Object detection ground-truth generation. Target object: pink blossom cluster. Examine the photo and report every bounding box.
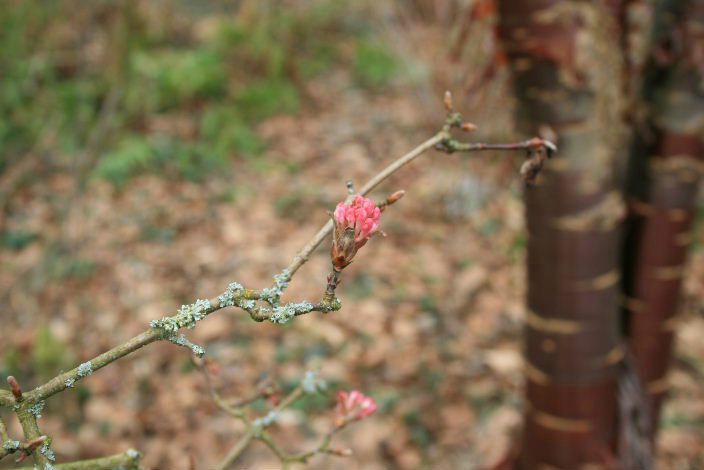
[331,196,381,271]
[335,390,377,427]
[333,196,381,243]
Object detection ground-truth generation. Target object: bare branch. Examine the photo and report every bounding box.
[15,449,141,470]
[23,329,162,403]
[214,385,306,469]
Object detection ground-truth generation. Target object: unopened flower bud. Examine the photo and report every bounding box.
[443,91,454,112]
[386,190,405,206]
[335,390,377,428]
[331,196,381,271]
[461,122,477,132]
[328,447,354,457]
[7,376,22,401]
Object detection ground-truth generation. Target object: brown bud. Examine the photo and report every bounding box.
[386,190,405,205]
[24,436,47,453]
[7,376,22,401]
[461,122,477,132]
[443,91,453,112]
[328,447,354,457]
[520,149,549,185]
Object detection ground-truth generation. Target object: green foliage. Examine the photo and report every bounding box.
[235,80,300,123]
[354,40,399,89]
[0,230,38,250]
[95,136,154,186]
[95,130,250,185]
[403,409,433,447]
[200,106,266,158]
[130,48,227,110]
[53,258,97,281]
[1,1,390,187]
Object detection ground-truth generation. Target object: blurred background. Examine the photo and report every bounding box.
[0,1,702,469]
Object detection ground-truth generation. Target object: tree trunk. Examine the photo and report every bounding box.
[497,1,629,467]
[622,0,704,441]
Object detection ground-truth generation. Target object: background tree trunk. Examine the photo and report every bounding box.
[497,1,629,467]
[622,0,704,442]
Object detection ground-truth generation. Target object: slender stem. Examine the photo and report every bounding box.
[442,138,555,153]
[259,429,336,465]
[275,386,304,412]
[0,435,47,463]
[24,329,162,403]
[16,405,48,466]
[214,432,255,470]
[214,385,305,470]
[358,133,445,195]
[194,359,249,423]
[285,132,445,277]
[15,450,141,469]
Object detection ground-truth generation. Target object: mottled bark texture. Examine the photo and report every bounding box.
[622,0,704,441]
[497,0,629,468]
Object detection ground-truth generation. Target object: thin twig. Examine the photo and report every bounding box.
[260,428,337,465]
[15,405,49,466]
[285,133,444,277]
[14,449,141,470]
[214,385,305,469]
[23,329,162,403]
[214,432,255,470]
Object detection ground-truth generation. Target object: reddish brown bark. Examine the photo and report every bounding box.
[623,0,704,440]
[497,0,629,467]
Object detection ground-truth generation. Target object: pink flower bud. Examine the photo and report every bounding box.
[335,390,377,427]
[331,196,381,271]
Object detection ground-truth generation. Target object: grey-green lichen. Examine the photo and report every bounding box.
[28,400,45,418]
[126,448,141,460]
[319,295,342,312]
[43,464,56,470]
[252,410,279,429]
[240,299,257,310]
[302,370,327,394]
[64,377,75,388]
[166,334,205,357]
[77,362,93,378]
[151,299,212,332]
[260,269,291,305]
[218,282,244,308]
[2,440,20,451]
[40,443,56,462]
[269,301,314,324]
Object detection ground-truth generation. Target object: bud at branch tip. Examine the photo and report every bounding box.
[443,91,453,112]
[7,376,22,401]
